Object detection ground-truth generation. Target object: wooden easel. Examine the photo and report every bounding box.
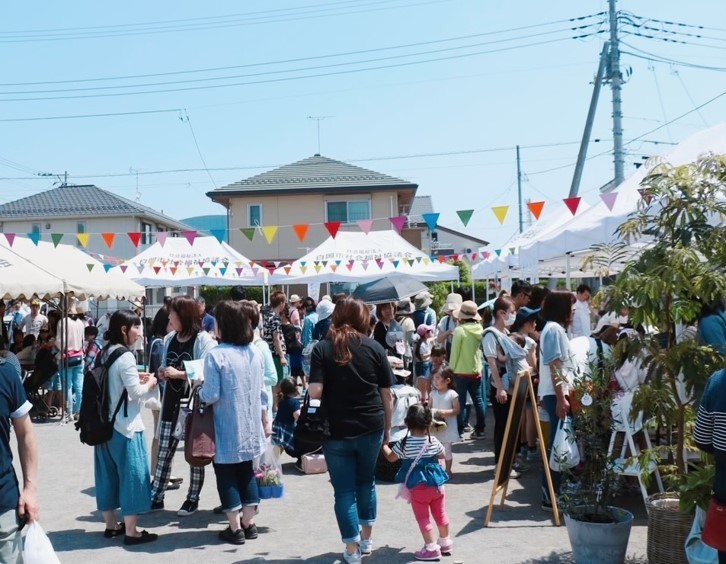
[485,370,561,527]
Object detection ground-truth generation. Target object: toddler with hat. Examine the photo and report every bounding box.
[414,324,436,403]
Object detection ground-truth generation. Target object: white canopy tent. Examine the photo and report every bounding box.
[519,123,726,269]
[116,236,267,287]
[0,236,144,300]
[0,243,65,299]
[269,230,459,284]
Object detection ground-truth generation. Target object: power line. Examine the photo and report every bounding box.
[0,107,184,123]
[183,111,218,190]
[620,42,726,72]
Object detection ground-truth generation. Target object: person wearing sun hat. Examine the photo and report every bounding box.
[437,293,462,361]
[412,291,437,332]
[396,299,416,372]
[20,298,48,339]
[312,297,335,342]
[287,294,302,327]
[449,301,486,438]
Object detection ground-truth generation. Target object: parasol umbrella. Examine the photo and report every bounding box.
[351,275,428,305]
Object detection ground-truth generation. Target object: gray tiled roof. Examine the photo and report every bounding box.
[208,155,417,198]
[407,195,434,223]
[0,184,191,228]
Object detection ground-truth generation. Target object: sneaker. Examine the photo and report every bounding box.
[510,468,522,479]
[343,548,362,563]
[463,424,473,433]
[242,523,258,540]
[165,481,180,491]
[437,538,453,556]
[541,500,553,512]
[177,500,198,516]
[513,461,529,472]
[360,538,373,554]
[526,449,542,462]
[169,476,184,484]
[472,430,486,440]
[414,545,442,561]
[150,500,164,512]
[218,527,245,545]
[123,530,159,546]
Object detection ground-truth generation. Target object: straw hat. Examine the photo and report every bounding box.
[458,300,482,321]
[442,292,462,313]
[289,294,302,304]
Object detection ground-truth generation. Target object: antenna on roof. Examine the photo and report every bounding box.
[306,115,334,155]
[129,167,141,201]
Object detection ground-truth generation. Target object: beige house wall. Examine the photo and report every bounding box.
[227,190,403,262]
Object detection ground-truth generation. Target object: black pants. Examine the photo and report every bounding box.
[719,551,726,564]
[490,385,511,464]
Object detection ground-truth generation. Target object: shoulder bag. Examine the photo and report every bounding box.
[184,385,215,467]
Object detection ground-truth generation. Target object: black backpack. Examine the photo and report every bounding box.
[75,346,130,446]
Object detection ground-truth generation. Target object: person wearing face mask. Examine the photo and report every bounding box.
[481,296,520,474]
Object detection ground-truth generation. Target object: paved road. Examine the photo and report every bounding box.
[12,410,649,563]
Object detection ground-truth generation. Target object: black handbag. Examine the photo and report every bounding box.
[293,393,330,456]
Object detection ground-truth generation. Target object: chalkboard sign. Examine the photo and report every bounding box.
[485,370,560,527]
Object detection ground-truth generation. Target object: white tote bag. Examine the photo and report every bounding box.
[24,522,61,564]
[549,417,580,472]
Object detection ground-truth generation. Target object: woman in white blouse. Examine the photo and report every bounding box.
[94,310,160,546]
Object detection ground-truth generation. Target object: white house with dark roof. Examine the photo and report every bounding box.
[0,184,194,260]
[207,154,419,262]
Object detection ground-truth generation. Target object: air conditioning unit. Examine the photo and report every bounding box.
[45,223,51,229]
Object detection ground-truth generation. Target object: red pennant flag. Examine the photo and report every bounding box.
[325,221,342,238]
[170,266,178,275]
[563,197,581,216]
[153,266,162,274]
[293,224,309,242]
[437,256,447,263]
[346,260,355,271]
[3,233,15,247]
[389,216,407,234]
[527,201,545,220]
[375,258,385,269]
[183,230,197,245]
[101,232,116,248]
[330,264,339,272]
[284,266,292,275]
[127,232,142,248]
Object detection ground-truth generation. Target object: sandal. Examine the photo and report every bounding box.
[104,523,125,538]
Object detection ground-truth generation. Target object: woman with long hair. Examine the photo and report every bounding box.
[150,295,216,516]
[308,297,395,564]
[538,290,576,511]
[200,301,265,545]
[94,310,159,546]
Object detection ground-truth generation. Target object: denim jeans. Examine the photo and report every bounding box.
[322,430,383,543]
[214,460,259,512]
[541,394,561,504]
[61,359,84,416]
[455,375,486,434]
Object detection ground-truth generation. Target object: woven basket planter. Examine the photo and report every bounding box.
[647,493,692,564]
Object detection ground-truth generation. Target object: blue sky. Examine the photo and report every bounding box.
[1,0,724,249]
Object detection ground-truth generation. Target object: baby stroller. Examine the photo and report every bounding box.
[22,349,60,422]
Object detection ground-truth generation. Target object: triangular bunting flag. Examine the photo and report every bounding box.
[600,192,618,211]
[235,267,244,276]
[357,219,374,234]
[495,249,502,257]
[86,264,94,272]
[407,259,415,267]
[361,260,369,271]
[527,201,545,220]
[320,261,328,268]
[284,266,292,275]
[325,221,342,239]
[187,266,196,276]
[457,209,474,227]
[182,230,197,245]
[127,232,142,248]
[219,266,228,276]
[299,261,306,267]
[153,266,162,274]
[421,212,440,231]
[346,260,355,271]
[293,224,309,242]
[509,247,516,255]
[389,216,407,234]
[273,261,281,268]
[75,233,89,248]
[202,267,211,276]
[491,206,509,225]
[170,266,177,275]
[51,233,63,247]
[300,265,308,274]
[101,232,116,248]
[423,257,430,265]
[27,232,41,246]
[452,254,460,262]
[638,189,653,205]
[210,229,226,243]
[375,258,385,269]
[437,256,447,263]
[240,228,255,241]
[262,226,278,244]
[392,260,400,269]
[103,264,113,273]
[330,264,339,272]
[156,232,168,246]
[335,260,342,267]
[470,253,478,261]
[3,233,15,247]
[563,197,581,216]
[314,264,323,273]
[415,257,422,264]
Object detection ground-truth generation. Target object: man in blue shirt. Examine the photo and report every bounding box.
[196,297,216,334]
[0,357,39,562]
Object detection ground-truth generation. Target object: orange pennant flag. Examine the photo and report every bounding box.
[293,224,309,242]
[101,232,116,248]
[527,201,545,220]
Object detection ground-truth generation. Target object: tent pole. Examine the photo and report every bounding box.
[60,291,68,424]
[471,277,475,303]
[566,253,572,291]
[142,296,147,369]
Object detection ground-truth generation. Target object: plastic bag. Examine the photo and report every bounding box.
[24,521,61,564]
[255,441,284,498]
[685,506,718,563]
[549,417,580,472]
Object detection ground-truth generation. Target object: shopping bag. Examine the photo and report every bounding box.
[549,417,580,472]
[24,522,61,564]
[702,497,726,552]
[172,406,191,441]
[685,505,718,563]
[255,441,284,498]
[184,386,215,467]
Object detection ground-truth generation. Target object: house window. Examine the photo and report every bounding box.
[248,204,262,227]
[31,224,41,235]
[76,222,86,246]
[325,200,371,223]
[141,221,153,245]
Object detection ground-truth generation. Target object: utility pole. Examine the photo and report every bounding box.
[608,0,625,187]
[516,145,524,233]
[307,115,334,155]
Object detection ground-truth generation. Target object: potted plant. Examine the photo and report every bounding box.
[558,357,634,564]
[595,155,725,563]
[257,469,283,499]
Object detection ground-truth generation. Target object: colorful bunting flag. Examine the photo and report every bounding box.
[51,233,63,247]
[156,232,168,247]
[293,224,309,242]
[120,265,128,273]
[491,206,509,225]
[103,264,113,273]
[314,264,323,273]
[357,219,374,234]
[186,266,195,276]
[457,209,474,227]
[210,229,226,243]
[169,266,177,275]
[262,226,278,244]
[375,258,384,269]
[101,232,116,248]
[202,267,211,276]
[3,233,15,247]
[527,201,545,220]
[330,264,339,272]
[182,230,197,245]
[638,189,653,205]
[509,247,516,255]
[421,212,440,231]
[27,232,41,246]
[423,258,430,265]
[346,260,355,271]
[284,266,292,275]
[127,232,142,248]
[300,265,308,274]
[153,266,162,274]
[240,228,255,242]
[325,221,342,239]
[86,264,94,272]
[235,267,244,276]
[389,216,407,234]
[600,192,618,212]
[495,249,502,257]
[392,260,400,269]
[563,197,581,216]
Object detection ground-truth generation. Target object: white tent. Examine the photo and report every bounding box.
[519,123,726,268]
[117,236,266,287]
[0,237,143,300]
[0,243,65,299]
[269,230,459,284]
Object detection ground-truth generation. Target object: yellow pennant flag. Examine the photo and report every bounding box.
[491,205,510,225]
[76,233,90,248]
[262,226,278,244]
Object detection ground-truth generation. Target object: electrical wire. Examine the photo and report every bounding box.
[620,42,726,72]
[183,111,218,190]
[647,62,672,142]
[625,12,726,34]
[671,69,709,128]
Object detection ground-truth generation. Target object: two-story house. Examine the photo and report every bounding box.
[207,154,419,262]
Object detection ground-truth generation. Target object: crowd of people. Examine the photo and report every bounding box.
[1,282,724,562]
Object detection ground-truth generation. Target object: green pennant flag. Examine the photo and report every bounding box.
[202,267,211,276]
[51,233,63,247]
[86,264,95,272]
[456,209,474,227]
[240,228,255,242]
